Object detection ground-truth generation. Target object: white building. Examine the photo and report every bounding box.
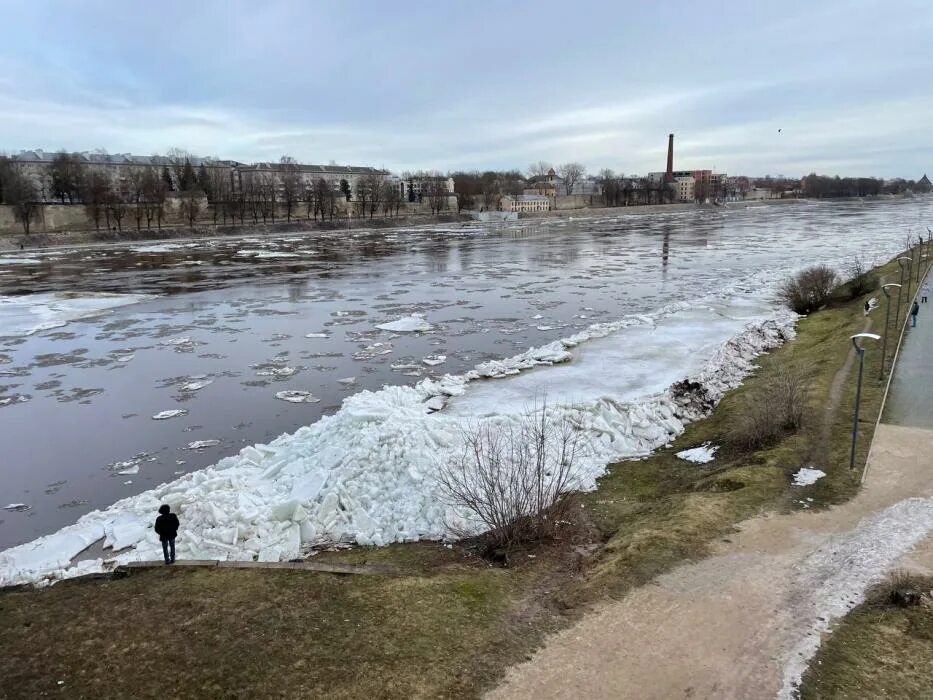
[499,194,551,213]
[672,176,695,202]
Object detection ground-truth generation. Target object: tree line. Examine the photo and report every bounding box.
[0,150,455,235]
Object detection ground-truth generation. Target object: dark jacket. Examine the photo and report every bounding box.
[154,513,180,542]
[912,301,920,316]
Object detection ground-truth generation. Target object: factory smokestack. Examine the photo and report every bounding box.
[666,133,674,182]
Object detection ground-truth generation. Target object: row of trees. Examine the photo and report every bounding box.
[800,173,931,198]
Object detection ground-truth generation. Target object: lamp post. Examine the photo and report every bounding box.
[895,256,911,331]
[879,283,901,380]
[850,332,881,469]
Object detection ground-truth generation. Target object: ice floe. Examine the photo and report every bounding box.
[0,292,153,338]
[274,390,321,403]
[186,440,221,450]
[376,315,433,332]
[152,409,188,420]
[179,380,212,392]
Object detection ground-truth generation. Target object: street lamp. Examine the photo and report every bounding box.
[879,283,901,380]
[896,256,912,328]
[850,332,881,469]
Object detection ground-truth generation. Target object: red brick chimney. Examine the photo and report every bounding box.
[666,133,674,182]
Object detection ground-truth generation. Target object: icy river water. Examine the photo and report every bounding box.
[0,198,930,568]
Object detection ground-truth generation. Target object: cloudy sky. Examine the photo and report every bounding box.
[1,0,932,177]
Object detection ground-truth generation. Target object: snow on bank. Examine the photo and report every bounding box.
[676,444,719,464]
[0,292,154,338]
[779,497,933,699]
[792,467,826,486]
[0,301,795,587]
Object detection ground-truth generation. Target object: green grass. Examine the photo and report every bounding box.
[799,575,933,699]
[0,252,921,699]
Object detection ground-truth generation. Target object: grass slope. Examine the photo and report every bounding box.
[799,575,933,699]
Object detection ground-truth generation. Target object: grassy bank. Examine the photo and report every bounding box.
[799,574,933,698]
[0,252,918,698]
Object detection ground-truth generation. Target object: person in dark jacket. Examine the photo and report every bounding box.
[911,300,920,327]
[154,504,179,564]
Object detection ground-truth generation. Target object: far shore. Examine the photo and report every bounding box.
[0,195,890,253]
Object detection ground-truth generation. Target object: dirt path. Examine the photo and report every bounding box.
[488,424,933,700]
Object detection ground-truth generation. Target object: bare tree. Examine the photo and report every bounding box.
[4,169,43,235]
[279,156,300,222]
[527,161,553,178]
[421,171,449,215]
[179,190,201,228]
[313,177,335,221]
[107,180,130,231]
[82,170,112,231]
[557,163,585,195]
[437,402,584,550]
[49,151,85,204]
[354,175,371,218]
[385,180,403,217]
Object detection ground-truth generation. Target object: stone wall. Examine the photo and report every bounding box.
[554,195,592,210]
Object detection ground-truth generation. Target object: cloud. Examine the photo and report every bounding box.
[1,1,932,177]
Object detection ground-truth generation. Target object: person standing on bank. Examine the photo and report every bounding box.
[154,504,179,564]
[911,300,920,327]
[922,282,929,304]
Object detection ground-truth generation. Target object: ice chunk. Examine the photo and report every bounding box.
[186,440,221,450]
[290,471,328,502]
[304,333,329,338]
[152,409,188,420]
[117,465,140,475]
[422,355,447,366]
[0,292,154,338]
[274,390,320,403]
[675,443,719,464]
[424,396,445,412]
[179,380,212,392]
[377,315,433,332]
[3,503,30,512]
[337,377,356,385]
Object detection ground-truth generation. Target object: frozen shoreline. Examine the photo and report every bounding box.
[0,285,796,586]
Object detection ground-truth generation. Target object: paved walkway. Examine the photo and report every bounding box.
[490,283,933,700]
[885,270,933,428]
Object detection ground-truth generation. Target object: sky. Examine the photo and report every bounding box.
[1,0,932,178]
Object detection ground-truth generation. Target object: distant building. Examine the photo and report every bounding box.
[6,150,445,204]
[671,176,695,202]
[499,194,551,213]
[918,174,932,193]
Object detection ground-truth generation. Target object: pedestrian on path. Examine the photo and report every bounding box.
[154,504,179,564]
[911,300,920,327]
[922,282,929,303]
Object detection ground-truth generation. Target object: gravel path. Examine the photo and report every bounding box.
[488,424,933,699]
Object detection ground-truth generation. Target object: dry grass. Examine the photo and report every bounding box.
[0,563,532,699]
[799,575,933,699]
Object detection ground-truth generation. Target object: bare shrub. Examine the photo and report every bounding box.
[731,364,810,450]
[870,568,925,607]
[778,265,838,314]
[843,255,879,299]
[437,403,584,551]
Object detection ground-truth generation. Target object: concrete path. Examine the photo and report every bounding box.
[885,270,933,428]
[490,281,933,700]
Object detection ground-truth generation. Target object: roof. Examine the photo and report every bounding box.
[8,150,382,174]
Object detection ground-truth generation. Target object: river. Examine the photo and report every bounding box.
[0,198,929,554]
